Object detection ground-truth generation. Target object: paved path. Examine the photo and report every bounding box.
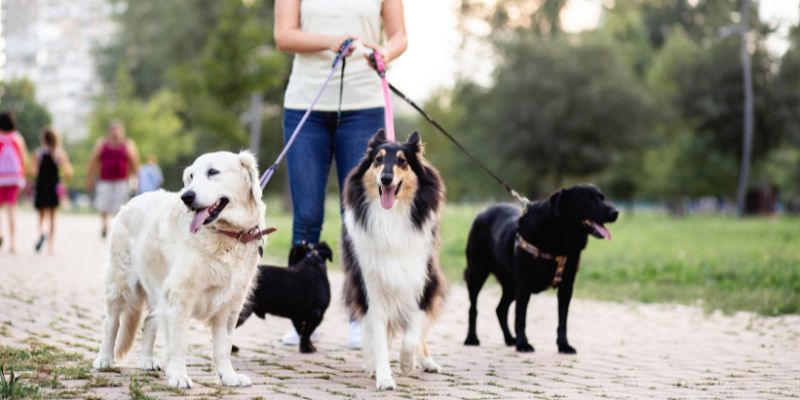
[1,210,799,399]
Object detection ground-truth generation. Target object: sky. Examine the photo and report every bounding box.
[390,0,800,102]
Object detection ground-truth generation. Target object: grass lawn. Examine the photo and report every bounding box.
[261,198,800,316]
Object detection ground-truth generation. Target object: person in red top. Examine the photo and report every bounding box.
[0,111,29,254]
[87,121,139,238]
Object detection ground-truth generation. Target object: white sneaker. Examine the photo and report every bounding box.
[280,328,321,346]
[346,320,362,350]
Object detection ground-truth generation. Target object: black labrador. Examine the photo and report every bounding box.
[463,184,618,353]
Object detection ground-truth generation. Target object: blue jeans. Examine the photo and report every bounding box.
[283,107,385,244]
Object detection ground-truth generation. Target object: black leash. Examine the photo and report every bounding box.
[387,82,530,204]
[337,56,346,126]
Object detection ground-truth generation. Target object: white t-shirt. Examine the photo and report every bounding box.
[283,0,385,111]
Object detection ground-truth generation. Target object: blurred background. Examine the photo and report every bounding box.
[1,0,798,315]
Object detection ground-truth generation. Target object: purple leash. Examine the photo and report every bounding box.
[259,38,355,190]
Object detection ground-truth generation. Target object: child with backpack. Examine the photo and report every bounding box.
[0,112,29,254]
[32,127,73,254]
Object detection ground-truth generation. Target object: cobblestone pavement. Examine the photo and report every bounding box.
[1,210,799,399]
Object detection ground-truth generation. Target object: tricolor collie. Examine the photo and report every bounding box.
[341,130,446,391]
[93,151,270,389]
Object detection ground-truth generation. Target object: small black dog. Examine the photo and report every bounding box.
[234,242,332,353]
[463,184,618,353]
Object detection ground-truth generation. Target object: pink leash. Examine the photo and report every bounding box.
[371,51,395,142]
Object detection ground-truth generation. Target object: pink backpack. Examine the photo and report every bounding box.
[0,132,25,187]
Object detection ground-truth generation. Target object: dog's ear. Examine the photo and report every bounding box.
[238,151,262,203]
[181,165,192,188]
[548,189,563,218]
[315,241,334,262]
[406,130,424,154]
[367,129,388,151]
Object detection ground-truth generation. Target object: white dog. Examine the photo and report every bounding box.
[93,151,269,389]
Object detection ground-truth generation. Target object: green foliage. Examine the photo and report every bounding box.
[0,80,52,146]
[0,365,38,399]
[444,0,794,204]
[449,33,655,197]
[97,0,223,99]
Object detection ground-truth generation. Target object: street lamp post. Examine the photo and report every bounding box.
[721,0,755,216]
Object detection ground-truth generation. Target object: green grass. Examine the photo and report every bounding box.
[261,198,800,315]
[0,365,38,399]
[577,212,800,315]
[0,339,93,399]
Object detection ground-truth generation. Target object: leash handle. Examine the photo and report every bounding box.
[259,38,354,190]
[370,51,395,142]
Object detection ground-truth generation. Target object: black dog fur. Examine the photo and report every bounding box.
[233,242,333,353]
[463,184,618,353]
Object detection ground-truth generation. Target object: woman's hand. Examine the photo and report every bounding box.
[361,40,389,69]
[329,35,358,56]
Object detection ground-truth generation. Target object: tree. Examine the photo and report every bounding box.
[97,0,222,99]
[0,79,52,145]
[454,33,655,198]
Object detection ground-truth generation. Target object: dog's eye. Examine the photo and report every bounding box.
[397,157,407,166]
[374,155,383,164]
[207,168,219,177]
[189,173,193,180]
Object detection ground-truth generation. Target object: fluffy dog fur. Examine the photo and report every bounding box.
[342,130,446,391]
[92,151,267,389]
[463,184,618,353]
[234,241,333,354]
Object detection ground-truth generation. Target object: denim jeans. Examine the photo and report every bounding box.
[283,107,385,244]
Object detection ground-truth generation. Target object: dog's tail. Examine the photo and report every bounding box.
[114,294,145,360]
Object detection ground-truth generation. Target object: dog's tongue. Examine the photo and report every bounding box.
[593,222,612,241]
[380,186,395,209]
[189,208,210,234]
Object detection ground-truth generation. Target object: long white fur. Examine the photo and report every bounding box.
[93,151,265,389]
[344,198,441,391]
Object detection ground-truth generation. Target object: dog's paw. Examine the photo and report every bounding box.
[139,357,162,371]
[167,373,193,389]
[92,355,114,370]
[219,372,252,387]
[375,375,396,391]
[400,350,416,376]
[419,357,441,373]
[463,335,480,346]
[558,343,577,354]
[516,342,535,353]
[504,335,516,346]
[299,342,316,354]
[231,344,240,353]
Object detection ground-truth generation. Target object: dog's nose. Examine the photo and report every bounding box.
[380,173,393,186]
[181,191,196,206]
[609,209,619,222]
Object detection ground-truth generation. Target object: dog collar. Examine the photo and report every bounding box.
[515,233,568,288]
[216,226,277,244]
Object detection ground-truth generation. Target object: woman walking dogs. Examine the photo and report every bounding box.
[274,0,408,348]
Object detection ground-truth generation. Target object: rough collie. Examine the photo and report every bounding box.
[341,130,446,391]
